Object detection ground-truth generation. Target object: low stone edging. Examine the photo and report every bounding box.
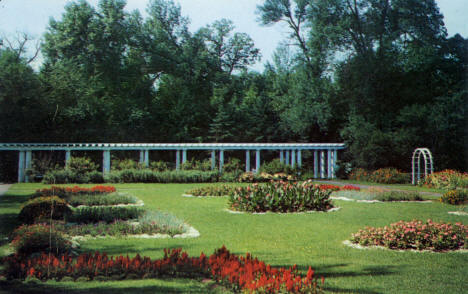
[342,240,468,253]
[330,196,433,203]
[224,207,341,215]
[448,211,468,216]
[71,225,200,241]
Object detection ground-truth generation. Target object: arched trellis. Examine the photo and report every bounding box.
[412,148,433,185]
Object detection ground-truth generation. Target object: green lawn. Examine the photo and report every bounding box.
[1,183,467,294]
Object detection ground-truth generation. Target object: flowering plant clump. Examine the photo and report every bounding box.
[351,219,467,251]
[424,170,468,189]
[316,184,341,191]
[341,185,360,191]
[349,168,409,184]
[2,246,325,293]
[33,185,116,199]
[229,180,333,213]
[348,168,370,181]
[440,190,467,205]
[185,185,237,197]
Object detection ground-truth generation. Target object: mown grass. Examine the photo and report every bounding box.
[1,183,467,294]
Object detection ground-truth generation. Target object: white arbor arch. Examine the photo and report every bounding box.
[412,148,433,185]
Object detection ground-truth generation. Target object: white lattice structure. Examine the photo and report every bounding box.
[412,148,433,185]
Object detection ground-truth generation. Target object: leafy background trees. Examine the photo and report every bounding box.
[0,0,466,181]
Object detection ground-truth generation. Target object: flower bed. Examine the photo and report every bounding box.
[350,220,467,251]
[424,169,468,189]
[2,246,324,293]
[185,185,237,197]
[33,185,116,199]
[349,168,410,184]
[229,181,333,213]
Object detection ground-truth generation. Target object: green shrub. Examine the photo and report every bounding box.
[219,171,242,182]
[67,206,145,223]
[66,156,97,174]
[67,193,139,207]
[229,180,333,213]
[10,224,72,256]
[439,189,468,205]
[112,159,145,170]
[18,196,71,224]
[87,171,104,183]
[43,169,77,184]
[104,169,220,183]
[150,160,169,172]
[223,158,244,173]
[259,159,293,175]
[186,185,237,196]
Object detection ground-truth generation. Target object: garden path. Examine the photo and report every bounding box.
[314,180,442,197]
[0,184,12,196]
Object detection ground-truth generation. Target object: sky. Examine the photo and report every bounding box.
[0,0,467,71]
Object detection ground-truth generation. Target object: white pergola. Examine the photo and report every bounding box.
[0,143,346,182]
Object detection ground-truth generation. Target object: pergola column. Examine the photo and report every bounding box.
[18,151,25,183]
[139,150,144,165]
[327,150,332,179]
[291,150,296,168]
[211,150,216,170]
[144,150,149,167]
[182,149,187,164]
[219,150,224,172]
[332,150,337,179]
[280,150,284,164]
[320,150,325,179]
[176,150,181,170]
[246,150,250,172]
[255,150,261,173]
[65,150,71,166]
[24,150,32,183]
[297,150,302,168]
[285,150,290,165]
[103,150,111,174]
[314,151,318,178]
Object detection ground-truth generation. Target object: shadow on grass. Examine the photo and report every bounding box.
[0,194,30,207]
[272,262,398,278]
[0,280,211,294]
[80,243,193,256]
[0,214,20,246]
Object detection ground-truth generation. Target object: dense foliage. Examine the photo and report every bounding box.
[424,170,468,189]
[351,220,467,251]
[18,196,71,224]
[10,224,72,256]
[229,180,333,213]
[0,0,467,182]
[440,190,467,205]
[2,246,324,293]
[348,168,410,184]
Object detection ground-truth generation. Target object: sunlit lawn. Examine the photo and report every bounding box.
[1,183,466,293]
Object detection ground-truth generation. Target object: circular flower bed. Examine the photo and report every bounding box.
[350,219,467,251]
[229,180,333,213]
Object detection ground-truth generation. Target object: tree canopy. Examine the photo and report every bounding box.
[0,0,466,174]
